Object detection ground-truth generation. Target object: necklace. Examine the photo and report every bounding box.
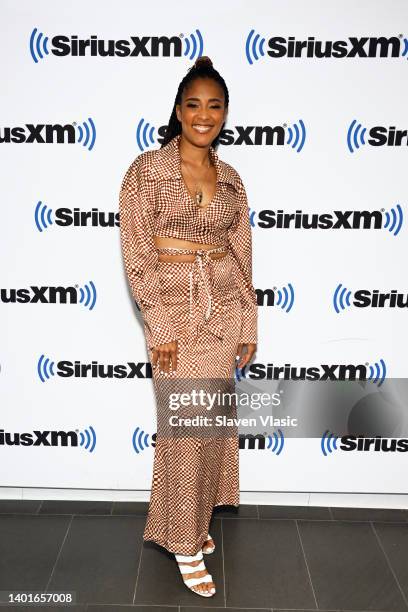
[180,157,212,208]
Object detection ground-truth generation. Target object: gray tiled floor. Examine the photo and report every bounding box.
[0,500,407,610]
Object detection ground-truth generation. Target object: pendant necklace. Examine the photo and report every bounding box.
[180,157,212,208]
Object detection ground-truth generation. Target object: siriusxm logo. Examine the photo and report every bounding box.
[0,118,96,150]
[136,119,307,152]
[249,204,404,236]
[29,28,204,62]
[37,355,152,382]
[245,32,408,64]
[0,426,96,451]
[333,285,408,312]
[235,359,387,387]
[321,431,408,456]
[1,282,97,309]
[34,202,119,231]
[132,426,284,454]
[347,120,408,152]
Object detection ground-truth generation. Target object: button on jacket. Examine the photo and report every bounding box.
[118,133,258,350]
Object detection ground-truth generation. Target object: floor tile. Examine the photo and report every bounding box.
[0,515,70,591]
[0,607,86,611]
[112,502,150,516]
[182,607,271,612]
[298,519,407,610]
[47,515,144,605]
[223,518,315,609]
[0,500,41,514]
[88,606,176,611]
[372,521,408,606]
[259,505,331,520]
[39,500,112,515]
[331,507,407,522]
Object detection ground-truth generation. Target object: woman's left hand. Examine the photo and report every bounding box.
[235,343,257,369]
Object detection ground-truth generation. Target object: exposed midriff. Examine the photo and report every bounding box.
[153,235,228,262]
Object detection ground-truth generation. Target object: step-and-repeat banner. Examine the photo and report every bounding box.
[1,0,407,495]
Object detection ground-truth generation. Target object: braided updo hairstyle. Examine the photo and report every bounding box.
[160,56,229,149]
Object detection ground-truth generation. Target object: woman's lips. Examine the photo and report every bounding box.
[192,125,213,133]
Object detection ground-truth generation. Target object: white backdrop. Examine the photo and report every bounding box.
[1,0,407,499]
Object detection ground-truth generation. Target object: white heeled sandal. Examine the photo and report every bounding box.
[202,532,215,554]
[175,549,216,597]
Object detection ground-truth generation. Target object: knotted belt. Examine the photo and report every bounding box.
[156,246,228,348]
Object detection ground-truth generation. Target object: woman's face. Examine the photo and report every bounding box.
[175,77,227,146]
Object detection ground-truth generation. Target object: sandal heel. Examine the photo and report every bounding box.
[202,532,215,555]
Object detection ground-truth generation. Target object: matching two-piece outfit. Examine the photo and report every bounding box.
[119,133,257,554]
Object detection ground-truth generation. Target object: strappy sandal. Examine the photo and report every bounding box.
[202,533,215,554]
[175,549,216,597]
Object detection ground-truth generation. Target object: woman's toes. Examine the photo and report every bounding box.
[194,581,215,595]
[176,556,215,596]
[208,581,216,594]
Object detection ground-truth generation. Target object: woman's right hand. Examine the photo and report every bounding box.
[151,340,178,374]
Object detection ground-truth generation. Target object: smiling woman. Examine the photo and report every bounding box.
[118,55,258,598]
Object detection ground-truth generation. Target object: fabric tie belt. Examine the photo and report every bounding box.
[156,246,228,347]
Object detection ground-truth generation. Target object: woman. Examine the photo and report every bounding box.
[119,56,257,597]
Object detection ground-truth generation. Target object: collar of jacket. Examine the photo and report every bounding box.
[145,133,240,191]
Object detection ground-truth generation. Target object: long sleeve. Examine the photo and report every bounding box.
[226,175,258,344]
[118,155,178,350]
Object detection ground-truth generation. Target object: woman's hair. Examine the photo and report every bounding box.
[160,56,229,149]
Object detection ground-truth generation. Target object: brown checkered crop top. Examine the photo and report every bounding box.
[119,133,257,350]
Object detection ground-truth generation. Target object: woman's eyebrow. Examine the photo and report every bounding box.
[184,96,223,102]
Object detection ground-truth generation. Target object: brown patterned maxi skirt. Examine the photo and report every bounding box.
[142,246,242,555]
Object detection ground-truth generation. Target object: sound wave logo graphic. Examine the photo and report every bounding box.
[384,203,403,236]
[182,29,204,60]
[78,281,97,310]
[34,201,53,232]
[249,208,256,228]
[333,283,352,313]
[401,38,408,58]
[276,283,295,312]
[266,430,284,455]
[37,354,55,382]
[29,27,49,63]
[132,426,152,453]
[136,118,157,152]
[79,425,96,452]
[72,118,96,151]
[245,29,266,64]
[321,429,338,456]
[366,358,386,387]
[285,120,306,152]
[347,119,367,153]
